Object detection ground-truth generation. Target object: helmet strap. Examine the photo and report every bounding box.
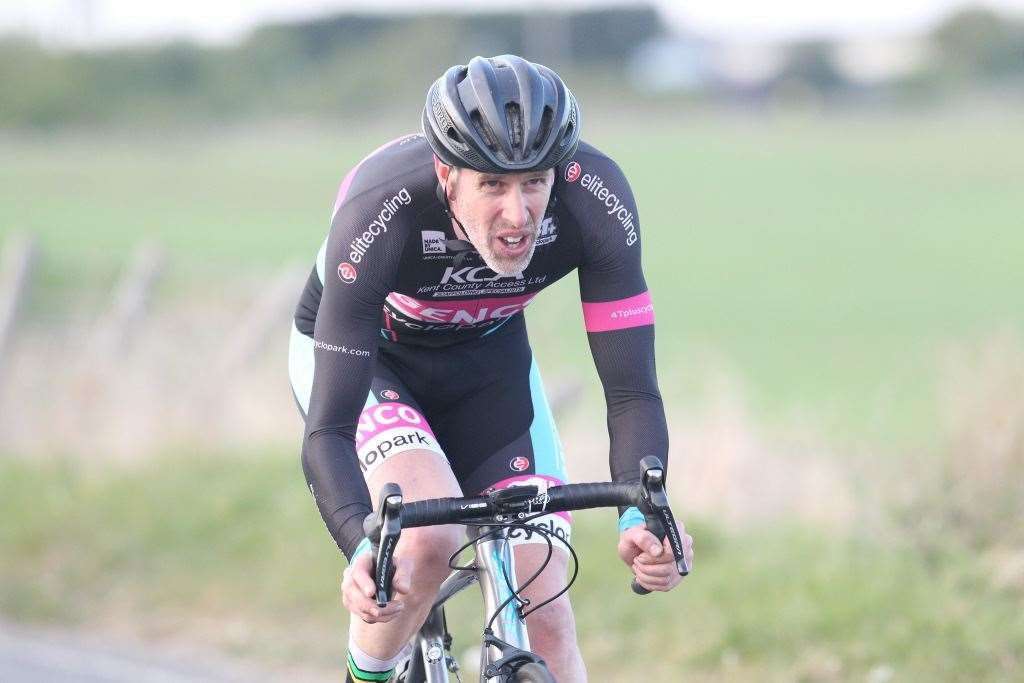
[441,171,477,268]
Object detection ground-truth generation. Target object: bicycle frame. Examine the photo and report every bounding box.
[411,525,531,682]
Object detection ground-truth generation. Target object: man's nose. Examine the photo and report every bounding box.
[499,187,530,228]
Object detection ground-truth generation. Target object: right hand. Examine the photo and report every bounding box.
[341,552,414,624]
[617,522,692,592]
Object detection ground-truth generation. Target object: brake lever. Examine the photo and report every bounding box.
[363,483,404,608]
[631,456,689,596]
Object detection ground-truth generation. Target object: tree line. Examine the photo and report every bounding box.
[0,5,1020,129]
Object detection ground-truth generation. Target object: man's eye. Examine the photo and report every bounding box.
[483,180,502,188]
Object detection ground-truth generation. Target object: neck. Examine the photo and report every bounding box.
[450,215,469,242]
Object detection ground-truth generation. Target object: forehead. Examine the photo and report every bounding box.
[461,168,554,182]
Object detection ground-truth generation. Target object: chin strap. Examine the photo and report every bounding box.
[446,239,476,269]
[440,171,478,268]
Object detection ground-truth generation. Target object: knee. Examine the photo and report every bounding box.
[523,595,578,646]
[397,525,463,586]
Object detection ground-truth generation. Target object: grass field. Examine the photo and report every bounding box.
[2,116,1023,680]
[3,116,1022,438]
[2,452,1021,682]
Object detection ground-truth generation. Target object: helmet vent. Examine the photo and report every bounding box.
[533,107,553,151]
[446,127,462,143]
[505,103,523,149]
[562,118,575,147]
[470,110,498,151]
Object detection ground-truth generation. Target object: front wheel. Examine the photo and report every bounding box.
[511,662,557,682]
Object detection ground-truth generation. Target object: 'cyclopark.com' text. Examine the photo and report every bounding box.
[313,339,371,357]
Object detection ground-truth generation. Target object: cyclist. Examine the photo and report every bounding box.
[289,55,694,683]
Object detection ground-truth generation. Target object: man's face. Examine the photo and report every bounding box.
[440,163,555,276]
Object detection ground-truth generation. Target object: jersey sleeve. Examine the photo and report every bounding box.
[301,172,406,559]
[567,151,670,492]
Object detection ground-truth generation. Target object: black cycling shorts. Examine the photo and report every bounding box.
[289,318,571,548]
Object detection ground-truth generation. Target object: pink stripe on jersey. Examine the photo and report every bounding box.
[331,135,416,220]
[581,291,655,332]
[386,292,537,325]
[355,402,436,448]
[488,474,571,523]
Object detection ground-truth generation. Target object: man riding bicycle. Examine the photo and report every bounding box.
[289,55,694,683]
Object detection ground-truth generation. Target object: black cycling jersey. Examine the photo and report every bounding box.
[294,133,668,558]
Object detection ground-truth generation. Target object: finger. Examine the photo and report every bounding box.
[354,598,405,623]
[633,559,677,577]
[622,528,663,556]
[349,555,377,599]
[371,602,405,620]
[633,571,672,591]
[635,561,682,588]
[635,532,692,565]
[391,558,415,596]
[634,549,676,566]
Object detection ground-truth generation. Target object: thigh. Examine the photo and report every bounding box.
[446,351,572,551]
[357,364,465,571]
[355,361,462,503]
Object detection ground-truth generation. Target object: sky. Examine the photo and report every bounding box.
[2,0,1023,47]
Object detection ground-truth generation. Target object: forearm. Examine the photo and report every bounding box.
[605,390,669,484]
[302,429,373,560]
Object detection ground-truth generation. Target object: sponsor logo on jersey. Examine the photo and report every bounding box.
[579,172,639,246]
[507,515,570,544]
[348,187,412,264]
[565,161,582,183]
[421,230,446,254]
[386,292,537,325]
[610,303,654,320]
[380,389,400,401]
[337,261,357,283]
[535,216,558,246]
[358,430,435,472]
[356,402,432,446]
[440,266,522,285]
[510,456,530,472]
[313,338,371,357]
[355,402,443,475]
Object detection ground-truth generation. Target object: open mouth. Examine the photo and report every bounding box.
[494,233,532,257]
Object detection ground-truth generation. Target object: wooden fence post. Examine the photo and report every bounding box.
[215,264,307,375]
[90,242,165,355]
[0,233,39,380]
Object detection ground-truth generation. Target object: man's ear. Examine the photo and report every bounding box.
[434,156,453,196]
[435,158,461,203]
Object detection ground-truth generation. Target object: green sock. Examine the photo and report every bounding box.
[346,652,395,682]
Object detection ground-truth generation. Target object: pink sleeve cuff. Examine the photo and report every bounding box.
[581,291,655,332]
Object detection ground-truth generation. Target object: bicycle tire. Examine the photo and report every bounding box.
[511,662,557,682]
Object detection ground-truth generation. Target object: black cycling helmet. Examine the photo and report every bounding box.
[422,55,581,173]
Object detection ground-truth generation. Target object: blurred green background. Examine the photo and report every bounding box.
[1,3,1023,682]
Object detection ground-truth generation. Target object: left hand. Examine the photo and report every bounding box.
[617,521,693,592]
